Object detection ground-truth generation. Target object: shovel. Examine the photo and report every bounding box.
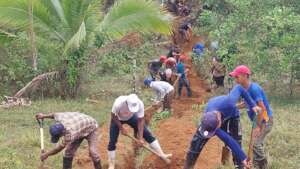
[247,110,262,168]
[126,134,171,164]
[37,119,45,168]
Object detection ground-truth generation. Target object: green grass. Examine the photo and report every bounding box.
[0,99,112,169]
[217,98,300,169]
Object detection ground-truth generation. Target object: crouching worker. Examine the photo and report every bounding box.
[35,112,101,169]
[144,78,174,112]
[107,94,172,169]
[184,91,261,169]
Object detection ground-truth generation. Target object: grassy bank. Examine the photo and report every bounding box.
[218,97,300,169]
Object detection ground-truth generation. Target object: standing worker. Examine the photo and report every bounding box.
[35,112,102,169]
[144,79,174,112]
[211,56,226,88]
[107,94,172,169]
[177,55,192,98]
[230,65,273,169]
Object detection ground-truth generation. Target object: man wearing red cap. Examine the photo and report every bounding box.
[230,65,273,169]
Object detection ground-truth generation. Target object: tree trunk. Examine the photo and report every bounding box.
[132,56,138,93]
[28,0,38,71]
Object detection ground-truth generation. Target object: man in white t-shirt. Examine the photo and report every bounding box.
[107,94,172,169]
[144,79,174,112]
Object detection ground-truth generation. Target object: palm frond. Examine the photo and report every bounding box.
[100,0,172,39]
[64,21,86,53]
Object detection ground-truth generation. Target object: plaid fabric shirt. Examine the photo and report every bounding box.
[54,112,98,145]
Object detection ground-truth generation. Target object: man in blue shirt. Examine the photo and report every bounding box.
[177,55,192,97]
[183,86,261,169]
[230,65,273,169]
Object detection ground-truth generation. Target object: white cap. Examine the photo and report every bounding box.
[126,94,140,113]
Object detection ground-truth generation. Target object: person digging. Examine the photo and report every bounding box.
[144,78,174,112]
[107,94,172,169]
[35,112,102,169]
[183,85,261,169]
[148,55,167,80]
[230,65,273,169]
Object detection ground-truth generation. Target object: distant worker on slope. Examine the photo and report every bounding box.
[144,78,174,112]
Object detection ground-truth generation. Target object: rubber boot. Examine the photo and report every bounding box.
[149,140,172,158]
[63,157,73,169]
[93,160,102,169]
[108,151,116,169]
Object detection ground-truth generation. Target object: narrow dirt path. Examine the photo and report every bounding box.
[140,36,223,169]
[74,35,223,169]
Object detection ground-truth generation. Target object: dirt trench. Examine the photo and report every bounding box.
[73,36,223,169]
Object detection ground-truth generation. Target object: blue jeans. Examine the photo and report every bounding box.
[107,115,156,151]
[184,117,243,169]
[178,77,191,97]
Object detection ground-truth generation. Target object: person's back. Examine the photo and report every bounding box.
[151,81,174,94]
[54,112,98,140]
[205,96,239,121]
[149,59,162,71]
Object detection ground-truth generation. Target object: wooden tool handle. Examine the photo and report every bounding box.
[40,127,44,151]
[126,135,171,164]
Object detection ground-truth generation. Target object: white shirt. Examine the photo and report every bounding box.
[112,96,144,121]
[150,81,174,101]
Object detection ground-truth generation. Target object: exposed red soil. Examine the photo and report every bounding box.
[73,35,223,169]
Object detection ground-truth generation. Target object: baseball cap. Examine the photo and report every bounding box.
[160,55,167,62]
[49,123,65,143]
[229,65,251,77]
[144,77,153,86]
[126,94,140,113]
[179,54,186,61]
[199,111,219,138]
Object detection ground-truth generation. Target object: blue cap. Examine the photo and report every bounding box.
[199,111,219,138]
[49,123,64,143]
[144,77,153,86]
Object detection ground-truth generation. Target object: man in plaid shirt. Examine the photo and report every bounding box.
[36,112,102,169]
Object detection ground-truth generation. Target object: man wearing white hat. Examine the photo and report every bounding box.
[107,94,171,169]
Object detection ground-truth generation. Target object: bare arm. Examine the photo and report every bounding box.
[41,143,66,161]
[36,113,55,119]
[46,144,65,156]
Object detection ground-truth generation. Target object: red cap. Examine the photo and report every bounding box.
[179,54,186,61]
[229,65,251,77]
[159,55,167,62]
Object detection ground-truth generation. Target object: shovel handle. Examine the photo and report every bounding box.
[247,112,259,161]
[36,119,45,151]
[126,134,171,164]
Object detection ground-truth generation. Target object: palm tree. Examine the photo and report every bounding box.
[0,0,172,97]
